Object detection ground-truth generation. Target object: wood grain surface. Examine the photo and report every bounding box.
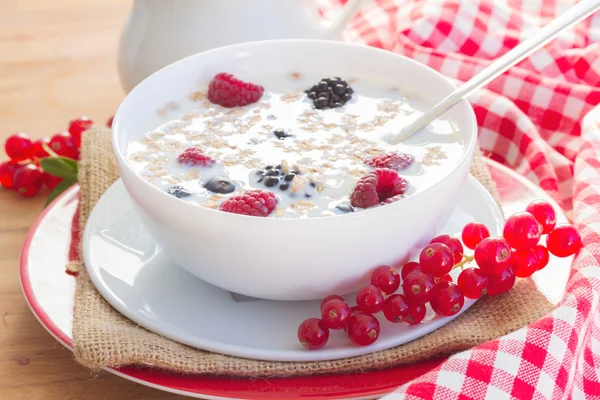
[0,1,185,398]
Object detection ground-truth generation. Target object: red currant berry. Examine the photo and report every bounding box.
[343,306,361,333]
[419,243,454,277]
[13,164,44,197]
[347,313,380,346]
[297,318,329,350]
[68,116,93,147]
[356,285,385,314]
[534,245,550,270]
[486,266,516,296]
[0,161,19,189]
[107,116,114,128]
[511,248,539,278]
[462,222,490,250]
[5,133,33,161]
[371,265,400,295]
[474,237,512,274]
[320,299,351,330]
[457,268,488,299]
[400,261,420,279]
[405,301,426,324]
[430,282,464,317]
[526,200,557,234]
[383,294,409,323]
[503,212,542,250]
[402,270,435,303]
[431,234,464,263]
[43,172,62,190]
[49,132,79,159]
[320,294,344,311]
[547,225,581,257]
[32,138,51,159]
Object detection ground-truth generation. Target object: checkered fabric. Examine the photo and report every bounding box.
[317,0,600,398]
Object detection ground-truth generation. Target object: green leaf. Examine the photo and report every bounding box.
[40,157,78,179]
[45,177,77,207]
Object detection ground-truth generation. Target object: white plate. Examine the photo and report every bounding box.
[21,160,573,399]
[82,175,504,362]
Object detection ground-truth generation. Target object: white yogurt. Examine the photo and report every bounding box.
[126,74,467,218]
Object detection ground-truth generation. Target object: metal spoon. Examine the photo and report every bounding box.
[385,0,600,145]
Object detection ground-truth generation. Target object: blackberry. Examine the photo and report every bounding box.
[168,185,191,199]
[273,129,291,140]
[305,77,353,109]
[203,176,235,194]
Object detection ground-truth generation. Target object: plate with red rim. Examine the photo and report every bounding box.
[20,159,572,400]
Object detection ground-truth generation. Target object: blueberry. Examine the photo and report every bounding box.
[274,129,291,140]
[265,165,273,170]
[265,169,280,176]
[167,185,191,199]
[203,177,235,194]
[335,203,355,213]
[284,173,296,182]
[279,183,289,190]
[264,176,279,187]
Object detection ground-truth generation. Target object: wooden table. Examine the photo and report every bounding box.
[0,1,184,398]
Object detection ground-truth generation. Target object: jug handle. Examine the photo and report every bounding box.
[327,0,364,38]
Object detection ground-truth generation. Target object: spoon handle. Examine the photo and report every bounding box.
[388,0,600,145]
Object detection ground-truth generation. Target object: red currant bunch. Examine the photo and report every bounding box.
[297,199,580,351]
[0,116,111,200]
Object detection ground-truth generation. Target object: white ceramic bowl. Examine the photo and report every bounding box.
[112,40,477,301]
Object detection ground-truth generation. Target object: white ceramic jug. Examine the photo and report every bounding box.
[117,0,364,92]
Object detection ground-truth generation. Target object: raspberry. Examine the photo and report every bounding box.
[365,152,414,171]
[350,168,408,208]
[177,148,215,167]
[208,73,264,108]
[220,190,277,217]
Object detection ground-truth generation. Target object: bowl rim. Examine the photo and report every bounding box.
[112,39,478,223]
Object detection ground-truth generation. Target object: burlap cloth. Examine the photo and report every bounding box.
[71,126,553,377]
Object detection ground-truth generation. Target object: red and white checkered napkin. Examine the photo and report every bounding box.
[318,0,600,398]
